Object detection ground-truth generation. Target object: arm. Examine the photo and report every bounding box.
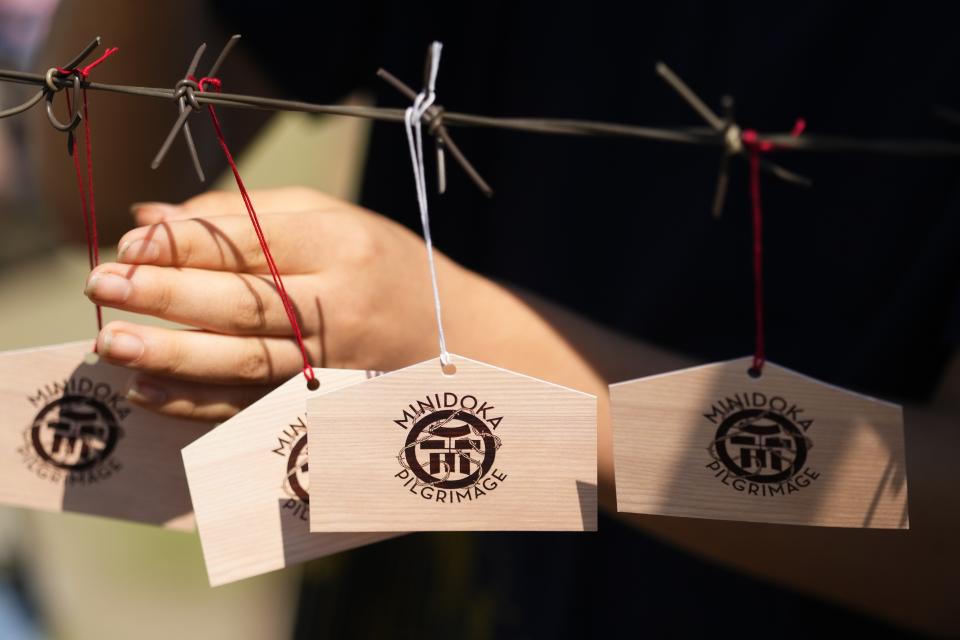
[86,188,958,633]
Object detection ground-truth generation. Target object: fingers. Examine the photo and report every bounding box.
[125,373,272,422]
[117,213,325,274]
[85,263,316,335]
[96,321,313,385]
[130,187,341,225]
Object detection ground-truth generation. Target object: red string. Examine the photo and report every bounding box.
[740,119,805,374]
[56,46,119,79]
[196,77,316,383]
[60,47,119,345]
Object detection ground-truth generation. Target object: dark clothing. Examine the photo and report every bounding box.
[217,2,956,636]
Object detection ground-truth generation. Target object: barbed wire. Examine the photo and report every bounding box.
[6,35,960,199]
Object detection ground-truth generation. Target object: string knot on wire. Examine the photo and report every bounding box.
[408,61,438,133]
[378,44,492,197]
[152,35,241,181]
[654,62,812,218]
[175,75,222,112]
[173,77,202,111]
[44,45,119,135]
[741,119,805,155]
[196,76,222,92]
[52,46,119,83]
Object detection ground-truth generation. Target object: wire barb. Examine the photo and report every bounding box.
[0,38,956,176]
[378,44,493,197]
[151,35,242,180]
[656,61,812,217]
[655,61,724,130]
[42,37,109,154]
[0,37,102,138]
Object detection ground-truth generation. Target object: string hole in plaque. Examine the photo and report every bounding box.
[306,377,320,391]
[747,366,762,379]
[441,362,457,376]
[83,352,100,366]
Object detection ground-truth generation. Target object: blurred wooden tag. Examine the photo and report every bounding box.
[0,340,207,530]
[182,368,399,586]
[611,357,908,528]
[308,354,597,532]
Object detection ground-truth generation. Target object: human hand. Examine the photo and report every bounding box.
[84,187,481,420]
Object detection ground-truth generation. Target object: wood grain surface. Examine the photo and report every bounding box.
[309,354,598,532]
[182,368,400,586]
[0,340,209,529]
[611,357,908,528]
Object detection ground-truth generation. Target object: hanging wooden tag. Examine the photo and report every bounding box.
[308,354,597,532]
[0,340,207,529]
[611,357,908,528]
[182,368,400,586]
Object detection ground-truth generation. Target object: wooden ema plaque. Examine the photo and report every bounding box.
[182,368,400,586]
[308,354,598,532]
[611,357,908,528]
[0,340,207,530]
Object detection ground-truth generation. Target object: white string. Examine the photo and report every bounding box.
[403,41,450,366]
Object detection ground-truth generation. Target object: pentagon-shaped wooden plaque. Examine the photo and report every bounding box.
[0,340,207,529]
[309,354,598,532]
[611,357,908,528]
[182,368,400,586]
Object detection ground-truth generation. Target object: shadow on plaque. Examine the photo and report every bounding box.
[55,358,206,528]
[656,361,908,529]
[576,480,599,531]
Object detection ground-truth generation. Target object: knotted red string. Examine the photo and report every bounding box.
[740,119,805,374]
[56,46,119,80]
[60,46,119,346]
[196,76,316,384]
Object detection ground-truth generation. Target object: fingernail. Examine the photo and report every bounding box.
[84,272,132,303]
[100,330,144,362]
[126,377,167,405]
[130,202,178,221]
[118,238,160,263]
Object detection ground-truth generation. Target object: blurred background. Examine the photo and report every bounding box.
[0,2,372,637]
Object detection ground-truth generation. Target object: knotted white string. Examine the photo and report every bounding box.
[404,41,450,366]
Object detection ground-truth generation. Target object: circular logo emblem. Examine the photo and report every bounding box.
[711,409,808,483]
[283,434,310,503]
[30,395,120,471]
[402,409,498,489]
